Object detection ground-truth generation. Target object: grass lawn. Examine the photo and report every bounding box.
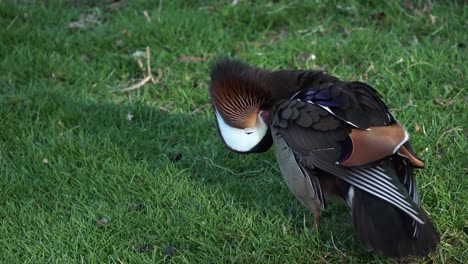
[0,0,466,263]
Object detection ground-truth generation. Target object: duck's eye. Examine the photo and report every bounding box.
[244,128,254,135]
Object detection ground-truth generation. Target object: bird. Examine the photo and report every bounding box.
[209,58,440,259]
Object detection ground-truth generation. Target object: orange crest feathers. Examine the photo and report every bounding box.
[210,58,272,128]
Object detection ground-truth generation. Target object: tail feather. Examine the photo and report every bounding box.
[352,187,440,259]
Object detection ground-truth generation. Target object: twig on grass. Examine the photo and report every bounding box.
[197,157,265,176]
[330,232,347,258]
[121,47,161,92]
[59,126,80,136]
[121,75,152,92]
[7,15,18,30]
[435,127,463,151]
[191,104,210,115]
[361,63,374,81]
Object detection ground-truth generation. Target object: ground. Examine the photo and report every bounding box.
[0,0,466,263]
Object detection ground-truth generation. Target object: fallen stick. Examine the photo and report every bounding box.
[121,46,160,92]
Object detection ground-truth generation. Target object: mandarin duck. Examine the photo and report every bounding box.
[209,58,439,259]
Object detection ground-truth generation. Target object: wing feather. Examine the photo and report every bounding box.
[272,129,326,217]
[271,82,424,224]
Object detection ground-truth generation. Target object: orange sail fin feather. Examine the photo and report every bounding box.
[398,145,425,168]
[340,124,408,167]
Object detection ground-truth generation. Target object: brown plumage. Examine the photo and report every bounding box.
[210,59,271,128]
[209,58,440,259]
[341,124,413,167]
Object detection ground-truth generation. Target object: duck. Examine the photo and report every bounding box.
[209,58,440,259]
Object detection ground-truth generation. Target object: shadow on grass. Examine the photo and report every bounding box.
[1,84,370,260]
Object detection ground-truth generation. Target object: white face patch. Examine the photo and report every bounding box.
[215,110,269,152]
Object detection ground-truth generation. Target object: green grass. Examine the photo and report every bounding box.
[0,0,466,263]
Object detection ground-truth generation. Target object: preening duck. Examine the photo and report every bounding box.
[209,58,440,259]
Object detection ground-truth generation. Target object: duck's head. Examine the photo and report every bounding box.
[209,58,273,154]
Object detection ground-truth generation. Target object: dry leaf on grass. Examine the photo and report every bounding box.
[96,217,109,227]
[415,123,421,132]
[143,10,151,22]
[68,13,101,30]
[425,1,436,24]
[415,123,428,137]
[343,27,350,36]
[341,57,347,65]
[115,39,125,47]
[122,29,132,37]
[405,0,414,10]
[131,50,146,58]
[434,97,455,107]
[269,28,289,41]
[296,53,316,62]
[179,55,205,63]
[107,0,126,11]
[404,0,436,24]
[428,14,436,25]
[424,1,433,13]
[80,54,91,62]
[312,64,325,71]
